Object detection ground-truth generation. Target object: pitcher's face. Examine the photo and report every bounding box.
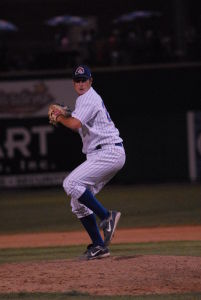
[73,78,93,95]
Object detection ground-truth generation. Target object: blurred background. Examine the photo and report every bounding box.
[0,0,201,71]
[0,0,201,188]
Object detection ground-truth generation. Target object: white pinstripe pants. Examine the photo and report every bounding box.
[63,145,126,218]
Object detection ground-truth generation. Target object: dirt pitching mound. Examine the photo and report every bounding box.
[0,255,201,296]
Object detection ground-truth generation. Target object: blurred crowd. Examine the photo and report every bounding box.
[0,21,201,72]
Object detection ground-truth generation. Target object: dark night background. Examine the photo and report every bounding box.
[1,0,201,72]
[0,0,201,185]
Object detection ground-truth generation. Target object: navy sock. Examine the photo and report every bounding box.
[78,189,110,220]
[80,214,105,247]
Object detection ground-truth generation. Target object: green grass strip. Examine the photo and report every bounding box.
[1,183,201,234]
[1,292,201,300]
[0,241,201,264]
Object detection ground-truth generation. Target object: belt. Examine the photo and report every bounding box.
[95,142,123,150]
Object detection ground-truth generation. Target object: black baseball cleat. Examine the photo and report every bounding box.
[79,244,93,260]
[79,244,110,260]
[100,210,121,246]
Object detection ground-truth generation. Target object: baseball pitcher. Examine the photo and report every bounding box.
[48,65,126,260]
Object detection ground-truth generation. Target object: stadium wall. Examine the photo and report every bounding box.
[0,63,201,187]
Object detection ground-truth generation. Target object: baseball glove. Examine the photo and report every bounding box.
[48,103,71,126]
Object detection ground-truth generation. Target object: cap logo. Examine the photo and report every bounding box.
[75,66,85,75]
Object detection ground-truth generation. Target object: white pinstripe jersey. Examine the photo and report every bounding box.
[71,87,123,154]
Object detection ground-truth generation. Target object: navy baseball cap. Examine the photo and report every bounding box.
[72,65,92,80]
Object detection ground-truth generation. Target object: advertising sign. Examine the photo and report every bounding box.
[0,78,83,188]
[0,78,76,118]
[187,111,201,181]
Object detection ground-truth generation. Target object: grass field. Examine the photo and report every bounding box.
[1,183,201,300]
[0,241,201,264]
[1,293,201,300]
[0,183,201,234]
